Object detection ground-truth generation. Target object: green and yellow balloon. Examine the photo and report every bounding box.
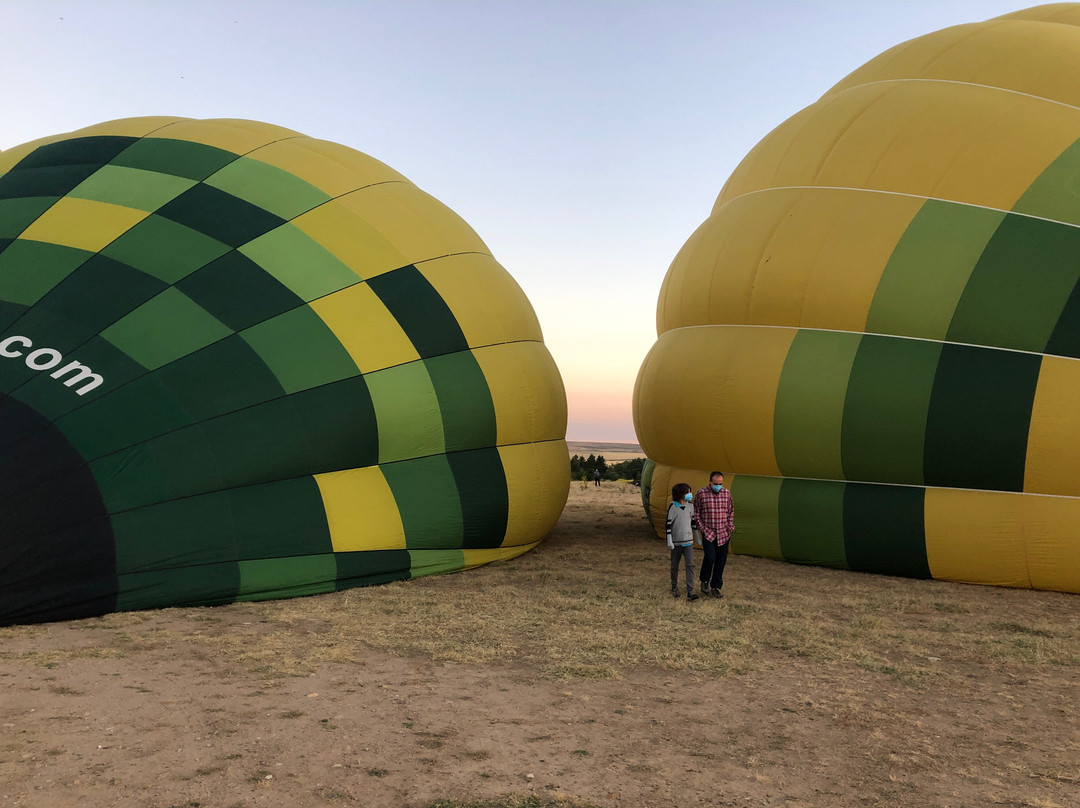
[635,5,1080,594]
[0,117,567,625]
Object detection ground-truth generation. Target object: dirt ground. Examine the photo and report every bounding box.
[1,483,1078,808]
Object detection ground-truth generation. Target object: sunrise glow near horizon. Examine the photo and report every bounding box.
[1,0,1035,443]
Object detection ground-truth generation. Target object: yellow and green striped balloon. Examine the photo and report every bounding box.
[0,117,568,625]
[634,5,1080,594]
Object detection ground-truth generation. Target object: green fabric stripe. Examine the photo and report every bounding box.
[841,334,940,486]
[843,483,929,579]
[239,224,358,301]
[1013,137,1080,226]
[367,265,469,358]
[640,459,655,514]
[777,477,848,569]
[1045,280,1080,358]
[16,136,138,170]
[923,344,1040,492]
[425,351,497,452]
[383,455,463,550]
[866,200,1003,341]
[408,549,467,579]
[111,478,330,573]
[0,240,92,306]
[69,165,196,212]
[204,157,331,220]
[111,137,238,181]
[117,563,240,611]
[366,361,443,463]
[101,288,232,371]
[101,214,231,284]
[727,475,782,560]
[774,330,861,480]
[0,197,57,237]
[334,550,412,589]
[947,214,1080,352]
[240,306,359,394]
[0,166,100,200]
[447,448,508,549]
[237,556,337,601]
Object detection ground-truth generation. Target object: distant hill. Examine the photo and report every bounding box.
[567,441,645,461]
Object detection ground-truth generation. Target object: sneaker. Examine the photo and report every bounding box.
[687,591,700,602]
[710,588,723,598]
[671,588,680,599]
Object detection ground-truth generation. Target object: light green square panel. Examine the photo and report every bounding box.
[101,214,231,284]
[366,360,444,463]
[69,165,197,213]
[240,305,359,393]
[236,555,337,601]
[101,287,233,370]
[0,240,92,306]
[204,157,331,220]
[239,223,358,301]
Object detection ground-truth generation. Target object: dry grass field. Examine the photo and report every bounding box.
[1,481,1078,808]
[566,442,644,463]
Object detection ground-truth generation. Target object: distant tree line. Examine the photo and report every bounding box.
[570,453,646,482]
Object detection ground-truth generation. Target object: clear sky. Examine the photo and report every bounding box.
[0,0,1033,441]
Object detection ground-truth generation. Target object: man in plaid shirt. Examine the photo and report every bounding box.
[693,471,735,598]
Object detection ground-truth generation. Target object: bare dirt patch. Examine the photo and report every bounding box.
[2,483,1078,807]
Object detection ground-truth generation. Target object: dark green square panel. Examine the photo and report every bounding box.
[111,490,236,573]
[334,549,412,590]
[111,137,238,181]
[153,334,286,422]
[117,562,241,611]
[425,351,496,452]
[237,555,336,601]
[291,375,379,472]
[0,197,57,237]
[90,425,224,511]
[367,265,468,359]
[175,250,304,331]
[777,477,847,569]
[447,447,507,549]
[227,477,332,560]
[37,335,146,417]
[57,373,195,459]
[382,454,463,550]
[16,136,137,170]
[157,183,286,248]
[101,214,231,284]
[0,167,100,200]
[923,344,1040,492]
[198,396,311,488]
[843,483,929,579]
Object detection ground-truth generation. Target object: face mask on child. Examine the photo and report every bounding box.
[683,492,693,502]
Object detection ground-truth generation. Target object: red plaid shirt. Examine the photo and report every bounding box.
[693,486,734,545]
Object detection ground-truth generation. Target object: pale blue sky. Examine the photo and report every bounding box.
[1,1,1032,440]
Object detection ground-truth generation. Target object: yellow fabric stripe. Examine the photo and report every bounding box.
[150,118,302,154]
[244,138,407,198]
[310,284,419,374]
[499,440,570,549]
[1021,495,1080,593]
[716,80,1080,214]
[292,197,409,279]
[923,487,1030,588]
[315,465,407,552]
[473,342,566,446]
[416,253,543,346]
[1025,355,1080,497]
[660,188,922,335]
[634,325,795,476]
[19,198,148,252]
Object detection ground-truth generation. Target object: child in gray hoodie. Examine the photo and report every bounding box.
[666,483,699,602]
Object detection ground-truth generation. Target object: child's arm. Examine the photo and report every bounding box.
[665,503,675,549]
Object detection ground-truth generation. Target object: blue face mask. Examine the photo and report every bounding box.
[683,492,694,502]
[711,483,723,492]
